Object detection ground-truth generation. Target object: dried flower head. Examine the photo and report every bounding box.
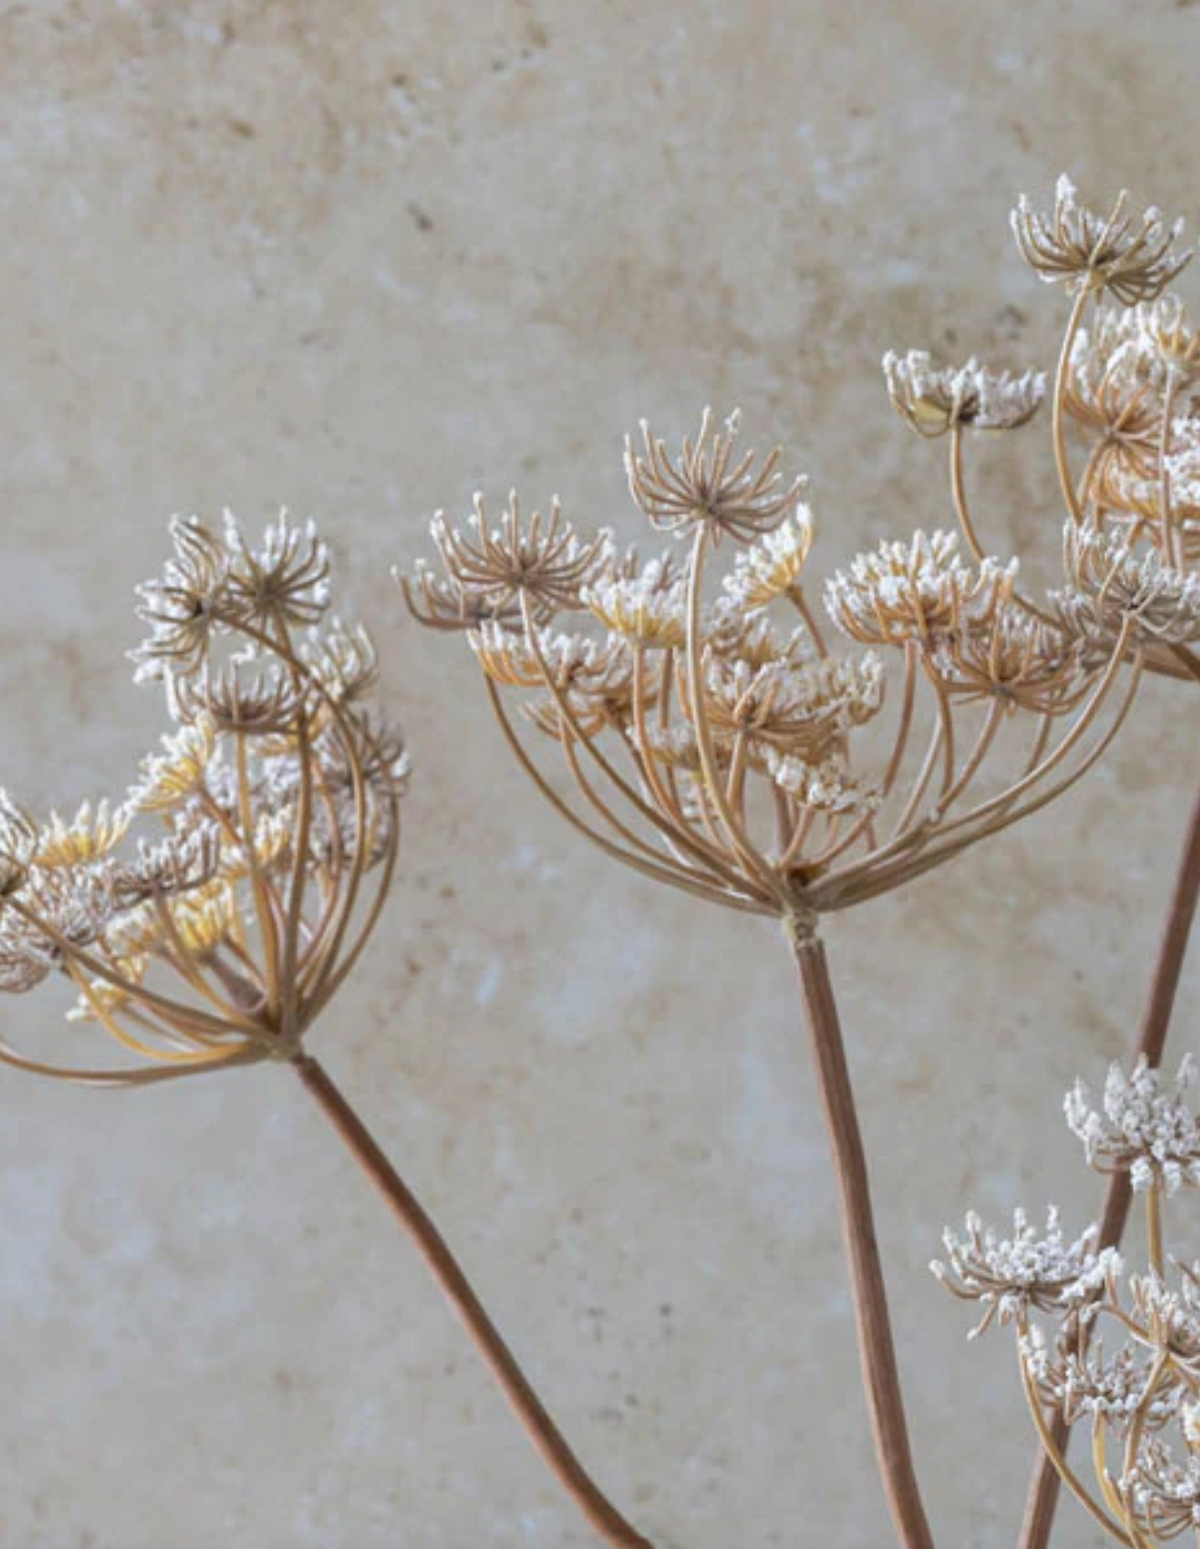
[720,509,814,610]
[405,412,1136,924]
[583,558,689,649]
[0,515,405,1088]
[926,603,1091,715]
[625,409,805,542]
[933,1208,1113,1337]
[1063,346,1166,492]
[1065,1055,1200,1194]
[1127,1439,1200,1540]
[698,650,883,756]
[175,662,309,737]
[301,618,380,707]
[1012,175,1191,302]
[413,494,612,631]
[128,718,218,813]
[222,510,331,635]
[33,801,131,870]
[764,749,881,816]
[398,557,525,633]
[1056,521,1200,653]
[130,517,230,684]
[883,352,1045,438]
[1128,1272,1200,1376]
[942,1051,1200,1548]
[1129,297,1200,388]
[825,531,1016,648]
[1028,1333,1180,1435]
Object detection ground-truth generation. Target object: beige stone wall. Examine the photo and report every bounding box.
[0,2,1197,1544]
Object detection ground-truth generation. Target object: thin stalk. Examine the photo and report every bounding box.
[949,427,1057,626]
[785,581,830,657]
[1018,770,1200,1549]
[292,1054,654,1549]
[789,927,935,1549]
[1146,1189,1164,1277]
[950,426,986,566]
[1160,368,1182,571]
[1053,289,1092,529]
[1015,1330,1130,1548]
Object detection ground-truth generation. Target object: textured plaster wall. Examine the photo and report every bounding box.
[0,2,1197,1546]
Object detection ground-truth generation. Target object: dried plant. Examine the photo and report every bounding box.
[894,172,1200,1549]
[0,512,409,1081]
[394,170,1200,1549]
[399,395,1144,1546]
[939,1052,1200,1547]
[0,513,651,1549]
[403,419,1138,930]
[12,169,1200,1549]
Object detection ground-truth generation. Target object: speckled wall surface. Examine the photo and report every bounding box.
[0,3,1196,1545]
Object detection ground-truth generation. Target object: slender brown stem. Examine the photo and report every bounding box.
[291,1053,653,1549]
[1018,772,1200,1549]
[790,927,936,1549]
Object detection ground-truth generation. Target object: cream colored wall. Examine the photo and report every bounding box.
[0,3,1196,1545]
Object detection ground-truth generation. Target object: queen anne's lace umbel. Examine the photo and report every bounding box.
[942,1053,1200,1547]
[0,513,407,1088]
[1065,1055,1200,1194]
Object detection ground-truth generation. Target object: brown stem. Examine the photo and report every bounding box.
[790,928,936,1549]
[1018,774,1200,1549]
[292,1053,653,1549]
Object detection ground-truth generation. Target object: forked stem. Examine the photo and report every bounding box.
[292,1053,653,1549]
[1017,771,1200,1549]
[789,925,936,1549]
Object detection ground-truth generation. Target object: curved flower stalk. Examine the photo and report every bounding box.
[400,409,1145,1549]
[887,173,1200,1549]
[938,1053,1200,1547]
[0,514,650,1549]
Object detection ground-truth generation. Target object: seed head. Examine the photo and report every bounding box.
[883,351,1045,438]
[825,531,1016,648]
[1012,175,1191,302]
[411,494,612,629]
[933,1207,1113,1337]
[625,409,806,542]
[1065,1055,1200,1194]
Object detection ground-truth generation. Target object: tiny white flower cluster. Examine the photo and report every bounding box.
[583,559,689,648]
[764,749,881,815]
[131,511,331,690]
[720,508,814,610]
[1023,1327,1180,1433]
[469,619,629,691]
[1165,416,1200,512]
[933,1207,1114,1336]
[703,650,885,735]
[1071,296,1200,395]
[826,529,1017,648]
[1129,1271,1200,1371]
[1056,521,1200,651]
[1065,1055,1200,1193]
[883,350,1046,437]
[1128,1439,1200,1538]
[1012,174,1191,303]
